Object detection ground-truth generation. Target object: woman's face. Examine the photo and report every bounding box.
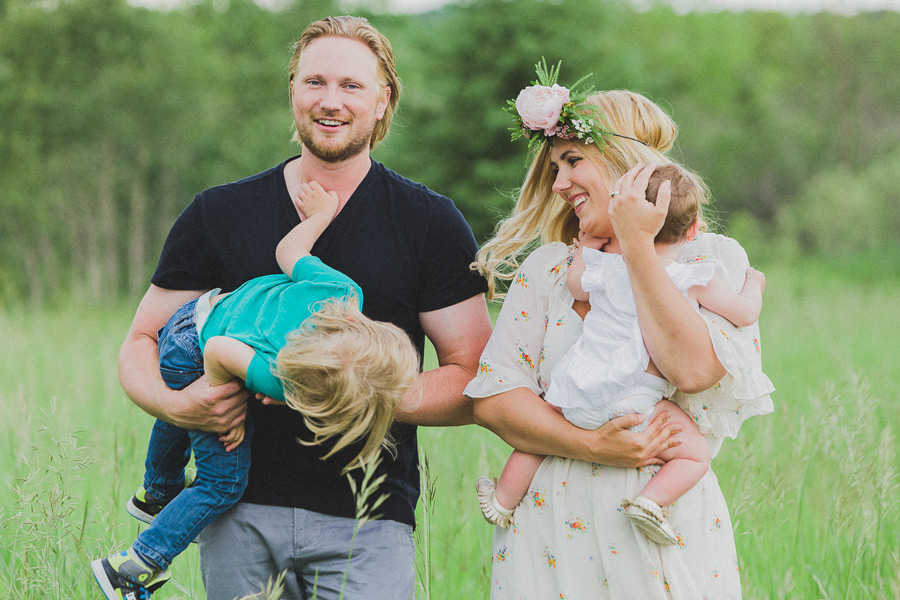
[549,140,616,239]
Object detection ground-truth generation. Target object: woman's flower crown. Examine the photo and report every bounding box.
[506,59,649,155]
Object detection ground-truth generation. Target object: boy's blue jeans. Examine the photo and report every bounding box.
[133,298,254,571]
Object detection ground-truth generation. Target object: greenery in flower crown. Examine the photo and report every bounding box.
[506,58,646,156]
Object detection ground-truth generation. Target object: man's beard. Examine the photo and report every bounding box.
[296,118,374,163]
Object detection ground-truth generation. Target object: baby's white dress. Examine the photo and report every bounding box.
[546,248,717,431]
[465,233,774,599]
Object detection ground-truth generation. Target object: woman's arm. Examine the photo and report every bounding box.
[610,164,726,393]
[473,388,681,467]
[467,244,679,465]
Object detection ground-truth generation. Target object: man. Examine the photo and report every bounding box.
[117,15,491,599]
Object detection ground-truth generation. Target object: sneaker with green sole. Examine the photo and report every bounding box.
[126,467,199,543]
[90,548,170,600]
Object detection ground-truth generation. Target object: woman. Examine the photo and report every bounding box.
[466,67,773,598]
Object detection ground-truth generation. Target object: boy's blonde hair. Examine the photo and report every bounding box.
[275,297,419,474]
[646,163,709,245]
[474,90,709,299]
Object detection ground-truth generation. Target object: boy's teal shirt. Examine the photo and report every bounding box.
[198,256,362,401]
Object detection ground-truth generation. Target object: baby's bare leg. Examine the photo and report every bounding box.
[638,400,710,507]
[495,450,546,510]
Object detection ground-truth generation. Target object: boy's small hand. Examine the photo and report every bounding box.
[220,422,245,452]
[257,392,288,406]
[296,181,339,221]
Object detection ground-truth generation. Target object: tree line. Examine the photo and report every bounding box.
[2,0,898,305]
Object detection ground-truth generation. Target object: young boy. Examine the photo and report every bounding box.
[92,182,420,599]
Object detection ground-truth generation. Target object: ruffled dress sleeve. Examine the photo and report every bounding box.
[674,233,775,446]
[465,242,578,399]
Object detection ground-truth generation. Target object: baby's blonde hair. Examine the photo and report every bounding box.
[474,90,711,299]
[275,297,419,474]
[646,163,709,245]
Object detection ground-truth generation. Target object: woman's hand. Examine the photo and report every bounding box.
[608,163,669,251]
[582,409,683,468]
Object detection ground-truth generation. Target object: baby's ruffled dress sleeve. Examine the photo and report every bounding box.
[674,233,775,448]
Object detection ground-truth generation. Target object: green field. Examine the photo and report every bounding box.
[1,260,898,599]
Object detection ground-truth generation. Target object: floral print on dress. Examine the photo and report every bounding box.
[565,517,589,538]
[543,546,557,569]
[517,345,536,371]
[514,271,529,288]
[479,361,493,375]
[496,546,509,563]
[529,489,548,509]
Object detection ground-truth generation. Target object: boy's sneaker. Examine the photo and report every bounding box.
[91,548,170,600]
[127,467,199,543]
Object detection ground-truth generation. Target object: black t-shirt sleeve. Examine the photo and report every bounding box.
[151,194,218,291]
[416,197,488,312]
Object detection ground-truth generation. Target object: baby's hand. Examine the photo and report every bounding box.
[577,230,609,251]
[296,181,339,221]
[743,267,766,294]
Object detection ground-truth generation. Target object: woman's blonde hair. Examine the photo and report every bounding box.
[288,15,401,148]
[474,90,707,299]
[275,297,419,474]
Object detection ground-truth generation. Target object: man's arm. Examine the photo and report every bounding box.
[118,284,249,432]
[395,293,492,426]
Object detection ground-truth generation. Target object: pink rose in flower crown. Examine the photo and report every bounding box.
[515,84,570,135]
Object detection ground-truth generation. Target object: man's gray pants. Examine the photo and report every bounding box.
[199,502,416,600]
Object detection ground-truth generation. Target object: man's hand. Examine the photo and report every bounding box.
[169,375,249,434]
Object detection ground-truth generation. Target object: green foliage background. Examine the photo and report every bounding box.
[1,2,900,597]
[2,0,899,306]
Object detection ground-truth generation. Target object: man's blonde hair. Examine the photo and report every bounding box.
[288,15,401,148]
[474,90,709,299]
[276,297,419,474]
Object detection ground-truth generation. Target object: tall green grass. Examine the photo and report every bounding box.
[1,259,898,598]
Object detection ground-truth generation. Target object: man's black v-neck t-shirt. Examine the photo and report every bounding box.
[152,157,487,525]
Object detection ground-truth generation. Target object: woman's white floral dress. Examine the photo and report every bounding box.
[465,233,774,600]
